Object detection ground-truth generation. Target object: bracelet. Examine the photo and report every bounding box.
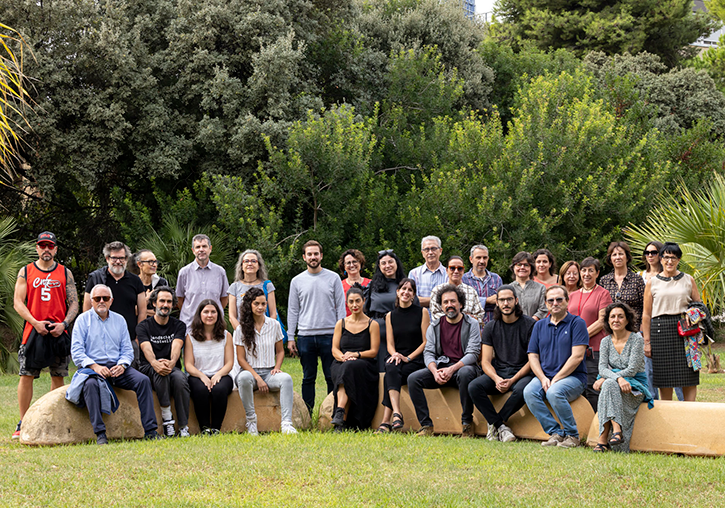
[357,352,361,358]
[406,356,410,362]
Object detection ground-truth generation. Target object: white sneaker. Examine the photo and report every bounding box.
[486,425,499,441]
[498,424,516,443]
[541,434,565,447]
[246,416,259,436]
[162,419,176,438]
[281,422,297,435]
[178,426,190,438]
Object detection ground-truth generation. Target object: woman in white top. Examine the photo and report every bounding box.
[235,288,297,435]
[185,300,234,434]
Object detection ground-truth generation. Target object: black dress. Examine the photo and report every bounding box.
[330,319,379,429]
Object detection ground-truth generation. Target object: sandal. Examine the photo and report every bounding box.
[392,413,404,431]
[375,423,392,434]
[608,431,624,446]
[593,443,611,452]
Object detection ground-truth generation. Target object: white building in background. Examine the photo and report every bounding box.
[694,0,725,48]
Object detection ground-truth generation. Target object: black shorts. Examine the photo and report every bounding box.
[18,343,69,378]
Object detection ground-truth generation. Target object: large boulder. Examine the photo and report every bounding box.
[586,400,725,456]
[319,374,595,440]
[20,386,310,445]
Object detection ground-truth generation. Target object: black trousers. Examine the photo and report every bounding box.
[468,370,534,428]
[408,363,480,427]
[585,352,599,411]
[138,364,191,427]
[188,375,233,431]
[82,365,157,435]
[381,359,425,408]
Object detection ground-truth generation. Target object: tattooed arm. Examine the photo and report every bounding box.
[54,269,79,336]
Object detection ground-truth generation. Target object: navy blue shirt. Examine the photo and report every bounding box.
[528,312,588,386]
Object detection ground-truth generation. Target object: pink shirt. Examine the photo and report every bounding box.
[569,285,612,351]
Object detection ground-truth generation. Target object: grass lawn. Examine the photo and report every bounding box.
[1,347,725,507]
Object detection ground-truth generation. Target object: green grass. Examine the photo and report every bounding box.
[1,350,725,507]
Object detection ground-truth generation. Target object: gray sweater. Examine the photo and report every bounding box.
[423,314,482,367]
[287,268,346,336]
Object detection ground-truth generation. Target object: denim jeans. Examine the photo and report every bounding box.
[236,369,294,424]
[523,376,585,438]
[297,334,334,412]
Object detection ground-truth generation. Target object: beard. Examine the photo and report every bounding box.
[306,259,320,269]
[156,307,171,317]
[109,265,125,276]
[445,308,459,319]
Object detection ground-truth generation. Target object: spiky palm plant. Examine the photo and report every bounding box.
[625,173,725,315]
[0,216,34,372]
[138,214,234,287]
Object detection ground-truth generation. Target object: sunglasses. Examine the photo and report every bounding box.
[92,296,111,302]
[448,266,465,272]
[378,249,394,256]
[37,243,55,250]
[546,297,565,304]
[644,250,659,256]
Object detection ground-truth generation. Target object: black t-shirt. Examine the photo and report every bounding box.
[136,316,186,368]
[481,314,535,373]
[85,268,145,340]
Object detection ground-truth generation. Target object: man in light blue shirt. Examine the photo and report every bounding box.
[408,235,447,308]
[71,284,159,444]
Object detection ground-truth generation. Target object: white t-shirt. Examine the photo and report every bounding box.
[233,316,283,370]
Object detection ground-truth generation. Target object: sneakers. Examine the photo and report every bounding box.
[541,434,565,447]
[330,407,345,428]
[498,424,516,443]
[178,426,190,438]
[144,431,163,440]
[12,421,21,440]
[460,423,475,438]
[416,425,434,437]
[558,435,581,448]
[202,428,220,436]
[162,419,176,438]
[486,425,499,442]
[96,432,108,445]
[246,416,259,436]
[281,422,298,435]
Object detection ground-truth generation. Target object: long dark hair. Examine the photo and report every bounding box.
[394,278,417,308]
[370,250,406,293]
[190,299,226,342]
[240,287,265,358]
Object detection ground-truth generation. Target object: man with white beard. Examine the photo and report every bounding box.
[84,241,147,366]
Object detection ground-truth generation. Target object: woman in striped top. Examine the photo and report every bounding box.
[235,288,297,435]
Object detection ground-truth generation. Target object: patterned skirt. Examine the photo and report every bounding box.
[651,314,699,387]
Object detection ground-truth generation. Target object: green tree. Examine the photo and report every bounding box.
[494,0,718,67]
[625,174,725,315]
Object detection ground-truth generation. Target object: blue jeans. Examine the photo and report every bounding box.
[297,334,334,412]
[524,376,584,438]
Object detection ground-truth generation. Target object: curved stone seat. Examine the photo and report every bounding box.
[586,400,725,456]
[20,385,310,445]
[318,374,595,440]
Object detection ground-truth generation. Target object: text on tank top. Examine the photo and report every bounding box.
[22,262,68,343]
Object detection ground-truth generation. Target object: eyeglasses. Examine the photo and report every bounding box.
[448,266,465,272]
[92,296,111,302]
[546,297,565,304]
[344,260,359,266]
[37,242,55,250]
[108,256,127,263]
[662,255,679,262]
[644,250,659,256]
[422,247,440,253]
[497,297,515,303]
[378,249,394,256]
[242,259,258,264]
[139,260,158,265]
[515,263,529,269]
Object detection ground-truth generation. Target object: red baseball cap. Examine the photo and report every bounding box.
[36,231,57,246]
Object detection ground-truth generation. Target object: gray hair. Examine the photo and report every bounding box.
[192,234,211,246]
[469,244,489,257]
[234,249,268,282]
[103,241,131,259]
[90,284,113,299]
[420,235,441,250]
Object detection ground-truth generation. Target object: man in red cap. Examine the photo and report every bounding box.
[12,232,78,439]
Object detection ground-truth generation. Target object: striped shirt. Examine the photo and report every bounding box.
[461,269,503,325]
[233,316,283,369]
[408,263,448,299]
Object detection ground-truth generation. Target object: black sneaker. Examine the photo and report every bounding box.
[162,419,176,438]
[144,431,163,440]
[96,433,108,445]
[331,407,346,427]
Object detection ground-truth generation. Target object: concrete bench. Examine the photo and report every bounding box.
[586,400,725,456]
[19,385,310,445]
[318,374,595,440]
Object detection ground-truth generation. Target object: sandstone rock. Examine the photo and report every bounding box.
[586,400,725,456]
[21,386,310,446]
[319,373,595,440]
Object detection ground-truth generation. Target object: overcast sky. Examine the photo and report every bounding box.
[476,0,496,14]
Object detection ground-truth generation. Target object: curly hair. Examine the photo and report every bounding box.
[240,288,266,359]
[338,249,366,276]
[436,283,466,308]
[190,300,226,342]
[602,302,638,335]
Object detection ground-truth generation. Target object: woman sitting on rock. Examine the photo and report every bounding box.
[330,285,380,430]
[235,288,297,435]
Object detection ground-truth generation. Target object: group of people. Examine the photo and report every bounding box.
[13,232,705,451]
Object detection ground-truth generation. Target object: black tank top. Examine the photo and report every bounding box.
[390,304,424,357]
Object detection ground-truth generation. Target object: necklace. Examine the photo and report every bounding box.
[577,287,596,316]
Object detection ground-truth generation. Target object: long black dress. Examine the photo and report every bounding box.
[330,319,379,429]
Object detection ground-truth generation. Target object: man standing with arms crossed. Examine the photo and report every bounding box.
[287,240,346,414]
[13,232,79,439]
